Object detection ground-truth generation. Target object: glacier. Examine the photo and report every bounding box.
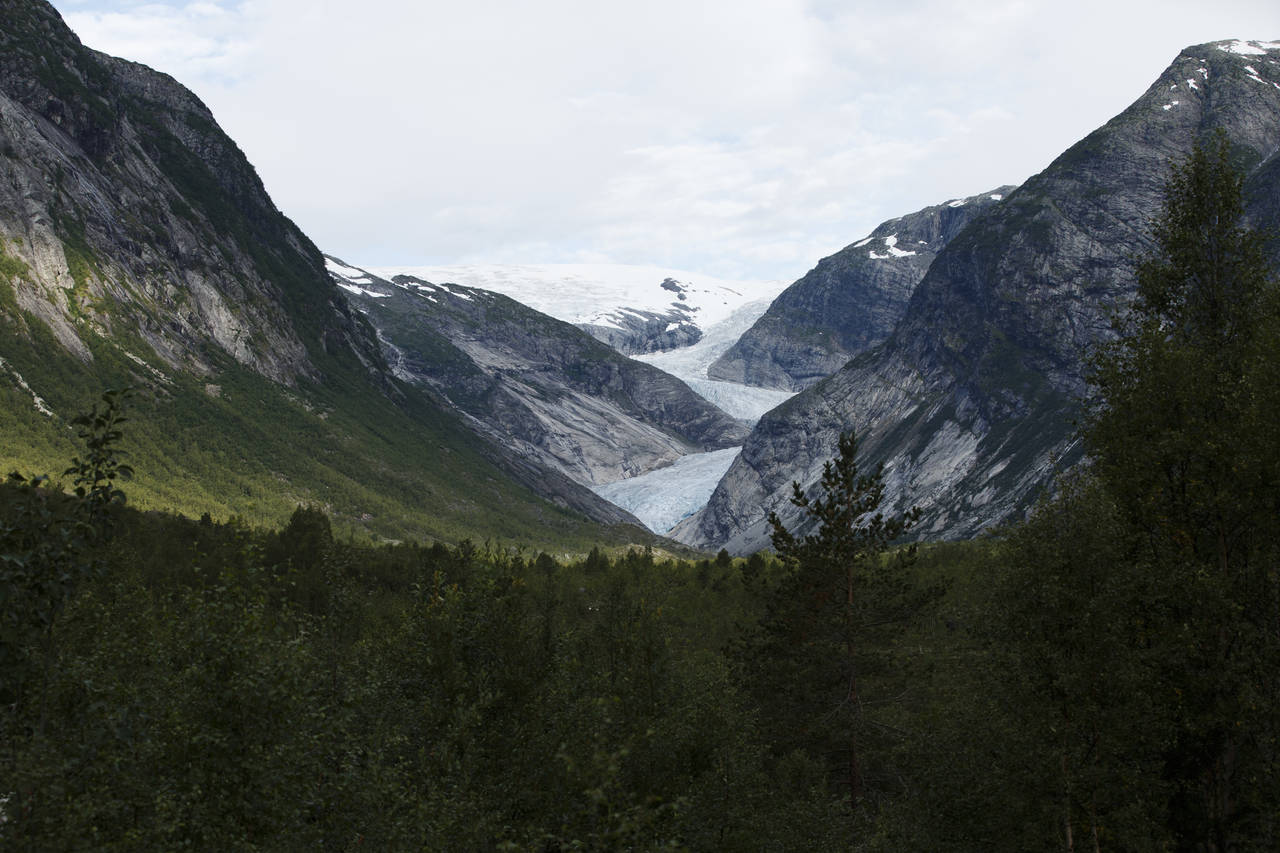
[344,259,799,534]
[591,447,743,535]
[594,299,796,534]
[634,296,795,423]
[366,262,787,336]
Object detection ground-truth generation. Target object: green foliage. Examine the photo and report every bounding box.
[0,323,639,551]
[877,134,1280,850]
[0,400,851,849]
[743,431,924,815]
[0,246,28,311]
[1083,131,1280,848]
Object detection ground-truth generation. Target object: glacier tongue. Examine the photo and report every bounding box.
[594,294,796,534]
[635,296,795,424]
[591,447,743,535]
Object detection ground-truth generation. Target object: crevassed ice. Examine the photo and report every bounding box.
[634,296,796,424]
[591,447,743,534]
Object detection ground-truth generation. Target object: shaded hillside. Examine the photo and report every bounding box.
[0,0,651,547]
[679,40,1280,553]
[708,187,1014,391]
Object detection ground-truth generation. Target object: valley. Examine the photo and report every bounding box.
[4,2,1280,847]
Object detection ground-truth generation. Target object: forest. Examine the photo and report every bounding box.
[1,139,1278,850]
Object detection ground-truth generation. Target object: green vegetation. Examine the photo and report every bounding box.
[3,123,1279,849]
[745,431,924,812]
[1,400,835,849]
[0,246,29,311]
[874,132,1280,847]
[0,319,636,551]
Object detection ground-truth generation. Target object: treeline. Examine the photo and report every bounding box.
[3,136,1279,849]
[1,436,856,849]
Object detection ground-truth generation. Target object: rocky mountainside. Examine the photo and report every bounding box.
[677,39,1280,554]
[326,257,748,486]
[371,262,789,357]
[0,0,652,545]
[708,187,1015,391]
[0,0,380,383]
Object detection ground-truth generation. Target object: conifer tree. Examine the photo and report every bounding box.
[1085,131,1280,847]
[745,431,919,812]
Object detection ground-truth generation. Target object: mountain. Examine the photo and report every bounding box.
[707,187,1016,392]
[0,0,653,547]
[368,262,789,356]
[676,39,1280,554]
[325,256,748,486]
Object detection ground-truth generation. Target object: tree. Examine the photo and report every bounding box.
[1082,132,1280,847]
[743,430,920,813]
[1,390,131,732]
[1090,132,1278,571]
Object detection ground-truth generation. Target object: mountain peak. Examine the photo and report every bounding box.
[1213,39,1280,56]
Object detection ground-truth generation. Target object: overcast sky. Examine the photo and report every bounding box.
[50,0,1280,282]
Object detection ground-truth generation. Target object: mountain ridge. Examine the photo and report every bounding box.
[677,39,1280,554]
[326,255,749,488]
[707,186,1016,392]
[0,0,661,547]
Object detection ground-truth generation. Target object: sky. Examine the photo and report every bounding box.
[50,0,1280,282]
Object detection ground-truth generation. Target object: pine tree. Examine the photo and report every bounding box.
[744,431,920,813]
[1085,132,1280,848]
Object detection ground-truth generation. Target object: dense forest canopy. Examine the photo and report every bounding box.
[2,137,1279,849]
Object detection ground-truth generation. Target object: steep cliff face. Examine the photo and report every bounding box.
[327,257,749,487]
[678,40,1280,554]
[0,1,657,545]
[0,0,382,384]
[708,187,1015,391]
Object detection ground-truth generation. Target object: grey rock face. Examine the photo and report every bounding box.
[0,1,380,385]
[679,40,1280,553]
[328,259,749,487]
[708,188,1015,391]
[0,2,652,533]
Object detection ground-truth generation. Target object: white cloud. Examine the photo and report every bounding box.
[55,0,1280,280]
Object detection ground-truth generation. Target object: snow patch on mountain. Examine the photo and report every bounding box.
[592,447,743,534]
[1219,39,1280,56]
[868,233,918,260]
[365,263,787,338]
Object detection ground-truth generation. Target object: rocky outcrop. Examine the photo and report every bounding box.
[678,40,1280,554]
[580,278,704,354]
[707,188,1015,391]
[0,0,384,384]
[328,258,749,486]
[0,1,656,538]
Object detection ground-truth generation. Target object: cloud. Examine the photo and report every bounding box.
[61,1,256,83]
[55,0,1280,281]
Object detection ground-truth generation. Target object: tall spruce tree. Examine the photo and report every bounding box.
[743,431,920,814]
[1084,132,1280,848]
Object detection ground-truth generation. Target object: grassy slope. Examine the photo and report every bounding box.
[0,312,647,551]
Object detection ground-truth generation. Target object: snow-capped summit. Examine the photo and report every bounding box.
[365,262,788,355]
